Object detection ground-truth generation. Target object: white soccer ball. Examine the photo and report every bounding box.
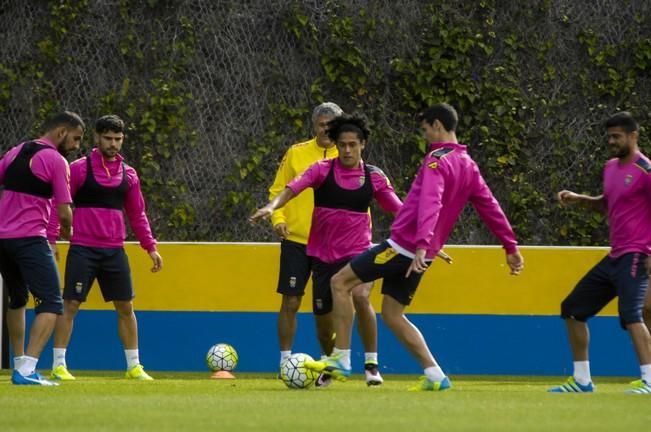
[280,353,319,389]
[206,343,238,372]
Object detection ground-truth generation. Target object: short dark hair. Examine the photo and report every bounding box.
[417,103,458,132]
[43,111,85,132]
[604,111,638,133]
[95,114,125,134]
[326,113,370,143]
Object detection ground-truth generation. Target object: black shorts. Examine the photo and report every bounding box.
[561,252,649,328]
[350,241,427,306]
[0,236,63,314]
[311,258,349,315]
[276,239,312,297]
[64,245,134,302]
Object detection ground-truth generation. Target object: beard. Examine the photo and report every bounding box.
[610,144,630,159]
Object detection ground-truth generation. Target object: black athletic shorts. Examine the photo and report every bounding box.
[350,241,427,306]
[0,236,63,314]
[561,252,649,329]
[310,258,349,315]
[64,245,134,302]
[276,239,312,297]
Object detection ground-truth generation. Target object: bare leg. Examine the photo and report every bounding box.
[330,264,361,349]
[53,300,81,348]
[6,307,26,357]
[278,295,301,351]
[627,322,651,365]
[114,300,138,350]
[566,318,589,361]
[314,313,334,356]
[352,282,377,353]
[24,312,57,358]
[381,294,437,368]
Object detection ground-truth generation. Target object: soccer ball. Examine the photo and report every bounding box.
[206,343,238,371]
[280,353,319,389]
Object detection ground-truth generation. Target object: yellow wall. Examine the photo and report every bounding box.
[50,243,614,316]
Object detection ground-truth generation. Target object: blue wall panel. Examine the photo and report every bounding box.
[27,310,639,377]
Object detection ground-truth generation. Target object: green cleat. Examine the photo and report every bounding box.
[304,353,351,381]
[125,364,154,381]
[626,379,651,394]
[50,365,76,381]
[408,376,451,392]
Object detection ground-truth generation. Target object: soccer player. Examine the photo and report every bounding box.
[550,111,651,394]
[267,102,351,380]
[48,114,163,381]
[252,113,403,386]
[0,111,85,385]
[305,103,524,391]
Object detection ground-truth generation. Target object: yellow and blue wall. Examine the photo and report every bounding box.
[28,243,639,376]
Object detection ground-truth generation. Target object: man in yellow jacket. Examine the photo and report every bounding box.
[269,102,342,384]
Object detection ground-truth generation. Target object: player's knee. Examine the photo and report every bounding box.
[560,297,580,320]
[380,308,401,329]
[281,295,301,314]
[8,292,29,310]
[619,307,644,327]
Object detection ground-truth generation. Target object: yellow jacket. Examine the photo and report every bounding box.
[268,137,338,244]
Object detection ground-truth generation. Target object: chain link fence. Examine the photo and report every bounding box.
[1,0,650,244]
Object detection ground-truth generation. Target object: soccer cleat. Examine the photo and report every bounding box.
[125,364,154,381]
[314,373,333,388]
[12,370,59,386]
[547,376,594,393]
[50,365,76,381]
[304,353,351,380]
[408,376,451,392]
[364,363,384,386]
[626,379,651,394]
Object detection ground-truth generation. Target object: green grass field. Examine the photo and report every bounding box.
[1,372,649,431]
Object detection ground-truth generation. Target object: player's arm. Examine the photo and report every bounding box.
[57,203,72,240]
[268,149,294,231]
[370,167,402,214]
[470,172,523,275]
[250,187,297,223]
[406,162,446,277]
[557,190,606,213]
[124,170,162,272]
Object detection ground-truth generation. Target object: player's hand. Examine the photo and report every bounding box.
[60,225,72,241]
[557,190,580,206]
[273,223,289,240]
[506,251,524,275]
[49,242,60,261]
[437,250,453,264]
[149,250,163,273]
[406,248,428,277]
[249,206,274,224]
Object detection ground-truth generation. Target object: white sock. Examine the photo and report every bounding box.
[573,360,592,385]
[280,350,291,365]
[424,365,446,382]
[17,356,38,376]
[364,352,378,365]
[640,364,651,384]
[332,347,351,369]
[53,348,67,368]
[125,349,140,370]
[13,356,25,370]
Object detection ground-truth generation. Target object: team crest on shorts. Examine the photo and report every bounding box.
[75,282,83,294]
[289,276,297,288]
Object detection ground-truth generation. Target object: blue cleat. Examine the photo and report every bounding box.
[626,379,651,394]
[304,353,351,380]
[12,370,59,386]
[548,376,594,393]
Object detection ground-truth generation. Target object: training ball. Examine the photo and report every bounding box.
[206,343,238,371]
[280,353,319,389]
